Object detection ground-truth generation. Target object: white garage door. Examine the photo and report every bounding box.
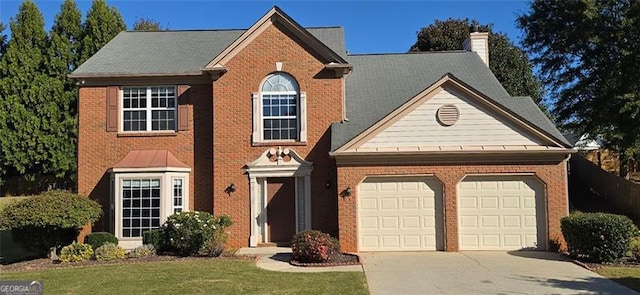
[458,176,546,250]
[358,177,443,251]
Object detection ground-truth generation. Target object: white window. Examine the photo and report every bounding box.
[122,86,176,132]
[253,73,307,143]
[121,178,161,238]
[172,178,184,214]
[112,171,189,249]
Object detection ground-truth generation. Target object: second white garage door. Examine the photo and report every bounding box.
[458,176,546,250]
[358,177,443,251]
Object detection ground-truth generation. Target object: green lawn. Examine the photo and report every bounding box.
[594,267,640,292]
[0,259,369,295]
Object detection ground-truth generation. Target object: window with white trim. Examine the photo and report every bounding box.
[122,86,176,132]
[260,73,300,141]
[121,178,161,238]
[112,171,190,247]
[173,178,184,214]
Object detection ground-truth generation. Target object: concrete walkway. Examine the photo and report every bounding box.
[236,247,363,273]
[361,251,638,295]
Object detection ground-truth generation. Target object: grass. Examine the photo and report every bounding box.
[0,259,369,295]
[594,266,640,292]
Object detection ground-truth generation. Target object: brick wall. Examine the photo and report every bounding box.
[212,23,343,248]
[336,161,569,252]
[77,84,214,234]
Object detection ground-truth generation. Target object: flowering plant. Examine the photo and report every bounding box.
[163,211,217,256]
[291,230,339,263]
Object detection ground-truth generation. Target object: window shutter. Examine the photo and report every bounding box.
[177,85,190,131]
[106,86,119,132]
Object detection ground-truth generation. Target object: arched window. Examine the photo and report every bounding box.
[260,73,299,140]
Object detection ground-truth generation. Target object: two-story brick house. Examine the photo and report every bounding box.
[70,7,573,252]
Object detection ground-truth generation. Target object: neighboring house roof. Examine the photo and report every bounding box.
[70,27,346,78]
[330,52,571,151]
[112,150,189,170]
[562,132,602,150]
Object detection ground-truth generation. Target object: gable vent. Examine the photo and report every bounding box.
[436,104,460,126]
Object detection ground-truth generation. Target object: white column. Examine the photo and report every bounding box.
[249,176,258,247]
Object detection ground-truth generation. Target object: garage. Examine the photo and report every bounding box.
[458,176,546,250]
[358,177,444,251]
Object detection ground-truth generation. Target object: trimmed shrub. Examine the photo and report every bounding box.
[0,190,102,256]
[94,243,125,261]
[561,212,636,262]
[59,242,93,263]
[201,214,233,257]
[291,230,338,263]
[143,229,165,252]
[128,244,156,258]
[163,211,217,256]
[85,232,118,250]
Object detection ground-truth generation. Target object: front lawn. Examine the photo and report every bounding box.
[594,266,640,292]
[0,258,369,295]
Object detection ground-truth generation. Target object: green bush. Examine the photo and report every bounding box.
[143,229,165,252]
[291,230,339,263]
[0,190,102,256]
[59,242,93,263]
[561,212,636,262]
[94,242,125,261]
[127,244,156,258]
[163,211,217,256]
[85,232,118,250]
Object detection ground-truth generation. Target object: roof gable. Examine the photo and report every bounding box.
[202,6,349,73]
[331,52,570,151]
[335,74,568,153]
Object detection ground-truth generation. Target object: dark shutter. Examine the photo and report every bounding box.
[106,86,119,132]
[177,85,190,131]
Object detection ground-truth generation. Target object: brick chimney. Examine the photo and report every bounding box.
[463,32,489,67]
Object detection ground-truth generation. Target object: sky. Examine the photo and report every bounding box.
[0,0,532,54]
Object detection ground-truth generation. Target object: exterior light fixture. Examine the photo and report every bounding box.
[341,185,352,198]
[225,183,236,195]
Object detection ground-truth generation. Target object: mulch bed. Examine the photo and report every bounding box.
[0,253,254,273]
[289,252,360,267]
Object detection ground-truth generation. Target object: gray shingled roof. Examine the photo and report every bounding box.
[71,27,347,77]
[331,52,570,151]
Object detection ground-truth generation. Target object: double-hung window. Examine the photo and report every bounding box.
[261,73,299,141]
[122,86,176,132]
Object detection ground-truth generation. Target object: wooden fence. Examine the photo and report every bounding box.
[571,154,640,215]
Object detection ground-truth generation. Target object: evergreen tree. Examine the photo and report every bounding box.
[78,0,126,64]
[47,0,82,84]
[0,22,7,58]
[0,0,76,183]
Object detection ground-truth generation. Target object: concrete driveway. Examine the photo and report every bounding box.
[361,251,638,295]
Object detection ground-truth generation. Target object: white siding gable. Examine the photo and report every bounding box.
[359,87,543,149]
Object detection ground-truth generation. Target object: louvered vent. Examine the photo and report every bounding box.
[436,104,460,126]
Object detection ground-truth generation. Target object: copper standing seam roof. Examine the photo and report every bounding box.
[112,150,189,169]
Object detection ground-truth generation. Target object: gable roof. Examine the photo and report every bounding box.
[70,27,346,78]
[203,6,349,72]
[330,52,571,151]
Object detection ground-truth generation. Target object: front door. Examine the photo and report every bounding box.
[267,177,296,245]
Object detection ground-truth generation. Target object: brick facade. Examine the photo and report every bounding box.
[336,161,569,252]
[77,84,213,233]
[212,23,343,248]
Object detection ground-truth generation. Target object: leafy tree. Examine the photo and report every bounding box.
[78,0,126,64]
[410,18,544,107]
[518,0,640,177]
[0,0,76,183]
[132,17,166,31]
